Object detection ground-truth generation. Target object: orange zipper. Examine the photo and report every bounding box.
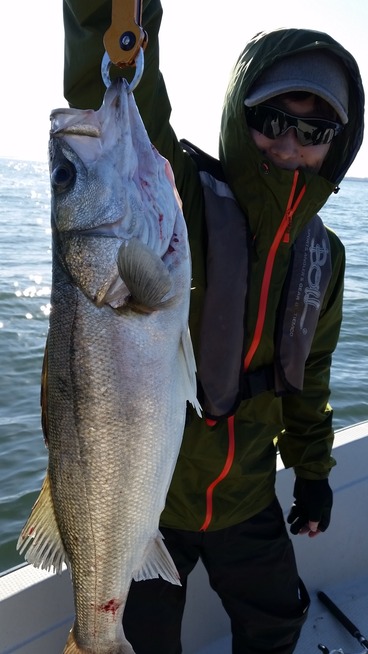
[200,415,235,531]
[200,171,306,531]
[243,170,306,371]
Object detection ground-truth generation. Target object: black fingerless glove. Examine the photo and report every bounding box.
[287,477,333,535]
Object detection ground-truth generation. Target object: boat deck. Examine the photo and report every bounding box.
[298,577,368,654]
[185,568,368,654]
[1,421,367,654]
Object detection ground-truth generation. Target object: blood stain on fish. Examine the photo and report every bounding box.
[99,599,121,618]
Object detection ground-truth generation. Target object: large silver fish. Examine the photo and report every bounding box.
[17,78,200,653]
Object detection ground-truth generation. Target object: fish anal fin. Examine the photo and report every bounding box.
[16,470,68,574]
[133,532,181,586]
[180,328,202,416]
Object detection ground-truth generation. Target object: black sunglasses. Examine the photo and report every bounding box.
[245,104,344,146]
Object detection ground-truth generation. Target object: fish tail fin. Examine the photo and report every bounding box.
[63,629,82,653]
[16,470,68,574]
[180,328,202,416]
[133,531,181,586]
[64,625,135,653]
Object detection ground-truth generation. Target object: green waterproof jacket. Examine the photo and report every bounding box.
[63,0,365,531]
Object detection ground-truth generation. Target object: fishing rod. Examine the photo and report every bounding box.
[316,590,368,654]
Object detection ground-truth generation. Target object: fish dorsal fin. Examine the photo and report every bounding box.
[132,532,181,585]
[16,471,68,574]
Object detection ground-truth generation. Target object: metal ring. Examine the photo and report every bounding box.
[101,47,145,92]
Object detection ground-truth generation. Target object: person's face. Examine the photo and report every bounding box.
[249,95,332,173]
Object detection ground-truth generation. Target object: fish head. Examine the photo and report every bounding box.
[49,78,184,250]
[49,80,140,238]
[48,80,190,310]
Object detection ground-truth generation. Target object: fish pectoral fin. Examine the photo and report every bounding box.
[117,238,172,312]
[16,470,68,574]
[180,328,202,417]
[133,532,181,586]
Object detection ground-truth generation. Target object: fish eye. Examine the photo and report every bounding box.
[51,161,76,193]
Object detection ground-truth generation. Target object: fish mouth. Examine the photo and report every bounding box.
[49,80,123,142]
[72,218,132,239]
[52,124,101,138]
[50,108,101,138]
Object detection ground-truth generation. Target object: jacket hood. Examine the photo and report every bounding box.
[219,28,365,230]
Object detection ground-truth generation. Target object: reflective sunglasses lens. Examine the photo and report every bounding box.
[295,119,336,146]
[246,106,283,138]
[263,112,285,139]
[245,105,342,146]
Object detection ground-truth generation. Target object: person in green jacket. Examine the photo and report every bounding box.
[63,2,365,653]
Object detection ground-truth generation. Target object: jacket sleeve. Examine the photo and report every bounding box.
[63,0,206,351]
[278,230,345,479]
[63,0,201,205]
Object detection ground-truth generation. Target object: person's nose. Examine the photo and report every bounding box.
[270,127,300,160]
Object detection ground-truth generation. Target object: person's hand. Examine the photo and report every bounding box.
[287,477,333,537]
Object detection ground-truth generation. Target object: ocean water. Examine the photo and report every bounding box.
[0,158,367,574]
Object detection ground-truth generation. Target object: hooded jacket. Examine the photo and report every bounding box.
[63,0,365,531]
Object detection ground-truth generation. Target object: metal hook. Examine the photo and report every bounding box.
[101,47,144,92]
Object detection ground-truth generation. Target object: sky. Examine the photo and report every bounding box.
[0,0,367,177]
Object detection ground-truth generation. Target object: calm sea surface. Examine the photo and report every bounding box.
[0,158,367,573]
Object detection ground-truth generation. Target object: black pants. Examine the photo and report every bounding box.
[123,499,309,654]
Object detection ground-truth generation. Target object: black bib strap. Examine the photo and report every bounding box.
[242,365,275,400]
